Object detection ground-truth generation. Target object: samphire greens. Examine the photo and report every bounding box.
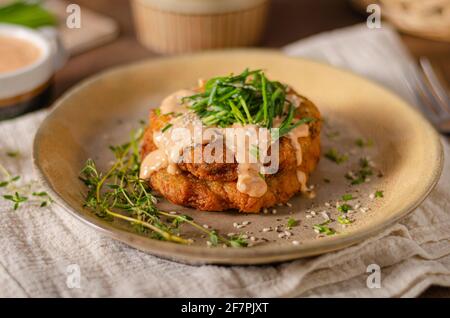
[183,69,315,137]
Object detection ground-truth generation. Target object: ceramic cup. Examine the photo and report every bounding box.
[131,0,270,54]
[0,24,66,120]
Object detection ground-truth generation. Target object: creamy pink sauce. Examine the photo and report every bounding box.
[140,90,311,198]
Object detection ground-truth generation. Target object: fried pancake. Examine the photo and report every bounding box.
[141,91,321,213]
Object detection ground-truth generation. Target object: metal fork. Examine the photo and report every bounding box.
[409,57,450,134]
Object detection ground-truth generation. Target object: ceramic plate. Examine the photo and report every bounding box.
[33,50,443,265]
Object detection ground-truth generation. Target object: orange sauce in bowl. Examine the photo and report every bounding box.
[0,36,41,74]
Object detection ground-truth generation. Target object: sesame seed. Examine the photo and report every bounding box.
[206,241,212,247]
[292,240,300,245]
[286,202,292,207]
[310,211,316,216]
[354,204,360,209]
[284,231,292,237]
[306,215,312,219]
[169,211,177,215]
[242,221,250,226]
[203,224,209,229]
[369,193,375,200]
[227,233,235,237]
[324,202,331,208]
[278,233,286,238]
[277,203,283,207]
[250,236,256,242]
[233,222,238,228]
[321,211,330,221]
[272,209,277,214]
[241,234,248,239]
[262,227,272,232]
[314,229,320,234]
[263,208,269,214]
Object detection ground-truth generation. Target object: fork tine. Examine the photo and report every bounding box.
[403,72,438,120]
[419,57,450,114]
[411,63,450,123]
[407,64,443,119]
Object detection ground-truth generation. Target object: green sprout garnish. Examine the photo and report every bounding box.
[182,69,315,137]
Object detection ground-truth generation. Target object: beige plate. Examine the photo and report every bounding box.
[33,50,443,265]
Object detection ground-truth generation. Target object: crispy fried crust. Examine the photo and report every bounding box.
[141,91,321,213]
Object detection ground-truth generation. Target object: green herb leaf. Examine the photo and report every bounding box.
[375,190,384,198]
[32,191,48,197]
[342,194,355,201]
[325,148,348,164]
[337,203,352,213]
[229,235,248,248]
[6,151,20,158]
[355,138,373,148]
[209,231,219,246]
[337,216,352,224]
[0,1,57,28]
[313,221,336,236]
[161,123,173,133]
[287,218,298,229]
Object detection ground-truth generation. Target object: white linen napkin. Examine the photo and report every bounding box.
[0,24,449,298]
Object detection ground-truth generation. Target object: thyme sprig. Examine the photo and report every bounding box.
[79,127,247,247]
[183,69,315,137]
[0,160,53,210]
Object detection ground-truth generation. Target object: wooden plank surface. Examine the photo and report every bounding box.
[54,0,450,298]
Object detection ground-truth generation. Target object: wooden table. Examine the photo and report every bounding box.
[54,0,450,298]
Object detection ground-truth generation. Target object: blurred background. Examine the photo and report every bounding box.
[0,0,448,104]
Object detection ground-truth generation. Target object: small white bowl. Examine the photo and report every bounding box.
[0,24,66,119]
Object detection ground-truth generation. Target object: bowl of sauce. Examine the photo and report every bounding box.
[0,24,63,120]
